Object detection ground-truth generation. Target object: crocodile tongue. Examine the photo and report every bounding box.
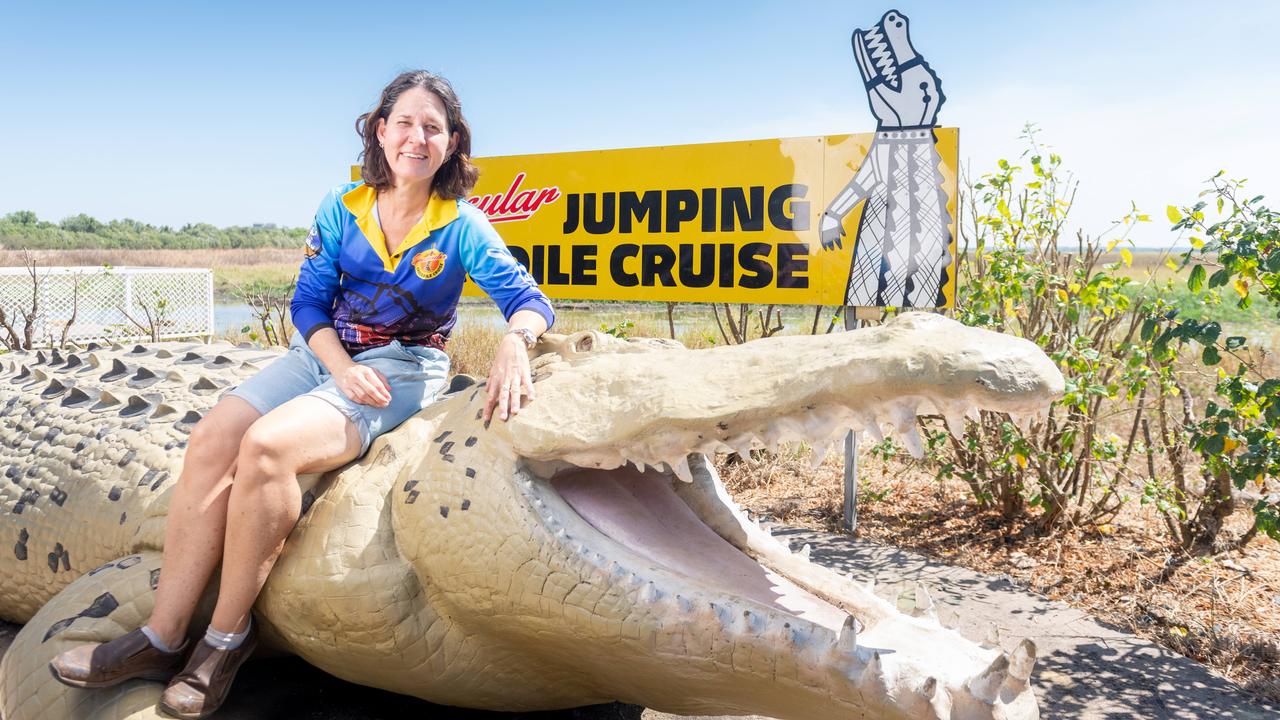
[551,465,845,629]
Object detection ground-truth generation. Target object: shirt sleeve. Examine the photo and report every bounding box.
[457,209,556,331]
[290,187,346,340]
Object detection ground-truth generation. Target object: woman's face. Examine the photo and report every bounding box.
[376,87,458,188]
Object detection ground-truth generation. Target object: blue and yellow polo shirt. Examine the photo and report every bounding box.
[291,182,555,354]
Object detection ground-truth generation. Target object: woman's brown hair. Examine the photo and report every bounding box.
[355,71,480,198]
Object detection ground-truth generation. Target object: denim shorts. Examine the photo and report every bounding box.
[227,333,450,455]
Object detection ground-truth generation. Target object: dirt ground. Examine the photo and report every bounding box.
[720,445,1280,706]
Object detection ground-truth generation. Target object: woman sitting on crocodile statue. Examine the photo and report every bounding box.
[47,70,555,719]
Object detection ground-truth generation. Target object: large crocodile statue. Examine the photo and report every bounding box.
[0,313,1061,720]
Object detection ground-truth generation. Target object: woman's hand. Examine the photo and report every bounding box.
[485,332,535,423]
[335,363,392,407]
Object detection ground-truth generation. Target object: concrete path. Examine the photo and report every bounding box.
[3,528,1276,719]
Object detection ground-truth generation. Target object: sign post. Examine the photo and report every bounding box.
[843,309,860,534]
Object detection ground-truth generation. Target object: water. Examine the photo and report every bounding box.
[215,303,258,333]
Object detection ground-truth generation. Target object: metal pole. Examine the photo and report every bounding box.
[842,307,861,534]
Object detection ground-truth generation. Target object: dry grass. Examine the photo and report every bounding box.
[717,443,1280,704]
[0,247,298,268]
[1,248,300,300]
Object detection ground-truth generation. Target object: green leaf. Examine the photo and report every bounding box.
[1203,433,1225,455]
[1209,268,1232,289]
[1199,321,1221,344]
[1140,318,1157,342]
[1202,346,1221,365]
[1225,336,1246,350]
[1189,264,1206,292]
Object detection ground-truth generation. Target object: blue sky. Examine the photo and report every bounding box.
[2,0,1277,246]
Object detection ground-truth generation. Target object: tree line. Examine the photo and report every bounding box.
[0,210,305,249]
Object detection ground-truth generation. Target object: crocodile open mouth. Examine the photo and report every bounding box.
[546,458,848,631]
[496,315,1054,716]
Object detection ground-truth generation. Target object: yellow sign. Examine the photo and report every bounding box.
[353,129,958,307]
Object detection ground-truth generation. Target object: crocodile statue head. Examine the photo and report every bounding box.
[0,312,1060,719]
[853,9,945,129]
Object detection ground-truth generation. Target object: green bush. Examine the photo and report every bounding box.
[1160,176,1280,543]
[935,130,1275,549]
[0,211,304,250]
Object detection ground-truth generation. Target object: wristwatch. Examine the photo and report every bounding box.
[508,327,538,350]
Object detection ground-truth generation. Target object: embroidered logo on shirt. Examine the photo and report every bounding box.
[412,249,447,280]
[303,224,322,259]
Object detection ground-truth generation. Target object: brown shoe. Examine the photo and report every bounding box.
[48,628,186,689]
[158,624,257,719]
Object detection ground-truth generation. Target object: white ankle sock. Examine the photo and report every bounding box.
[203,617,251,651]
[140,625,185,654]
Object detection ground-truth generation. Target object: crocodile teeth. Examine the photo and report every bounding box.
[966,653,1011,703]
[836,614,857,654]
[670,453,691,481]
[865,415,885,443]
[942,403,970,439]
[1008,639,1038,686]
[726,435,754,459]
[1011,412,1033,435]
[982,623,1001,649]
[809,441,831,469]
[912,581,938,621]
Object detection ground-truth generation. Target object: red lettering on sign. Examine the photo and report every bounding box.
[469,173,562,224]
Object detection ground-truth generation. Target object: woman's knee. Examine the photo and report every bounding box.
[235,422,296,481]
[185,398,259,463]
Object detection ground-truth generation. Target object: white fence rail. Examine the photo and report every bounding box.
[0,266,213,345]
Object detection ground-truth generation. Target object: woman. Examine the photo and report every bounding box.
[49,70,554,719]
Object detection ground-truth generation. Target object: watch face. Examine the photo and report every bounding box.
[512,329,535,348]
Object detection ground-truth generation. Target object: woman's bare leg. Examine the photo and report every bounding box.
[146,397,262,647]
[208,395,361,633]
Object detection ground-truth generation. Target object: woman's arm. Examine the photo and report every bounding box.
[484,308,548,423]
